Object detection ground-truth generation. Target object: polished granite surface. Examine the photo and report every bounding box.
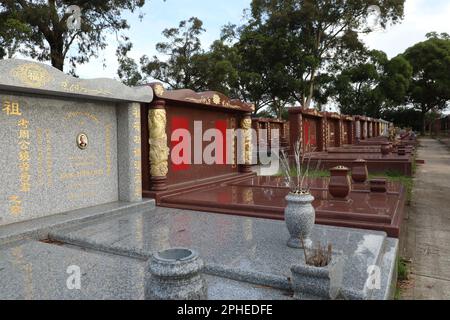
[230,176,402,194]
[0,239,292,300]
[306,152,412,161]
[48,207,397,299]
[163,185,401,218]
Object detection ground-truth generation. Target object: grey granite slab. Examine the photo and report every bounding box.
[0,59,153,103]
[1,59,148,228]
[0,240,291,300]
[49,207,398,300]
[0,200,155,245]
[1,92,119,226]
[0,240,145,300]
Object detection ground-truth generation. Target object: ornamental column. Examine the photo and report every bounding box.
[355,118,361,143]
[240,112,253,173]
[148,99,169,191]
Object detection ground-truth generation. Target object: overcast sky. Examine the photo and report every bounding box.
[73,0,450,80]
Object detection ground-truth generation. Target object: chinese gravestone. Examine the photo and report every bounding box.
[0,59,153,226]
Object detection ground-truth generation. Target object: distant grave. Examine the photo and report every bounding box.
[140,83,256,202]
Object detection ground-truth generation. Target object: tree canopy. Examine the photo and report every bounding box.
[0,0,146,72]
[402,32,450,133]
[242,0,405,108]
[332,50,412,118]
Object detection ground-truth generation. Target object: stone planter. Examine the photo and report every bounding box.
[290,256,344,300]
[351,159,368,183]
[284,192,315,249]
[329,166,351,199]
[145,248,207,300]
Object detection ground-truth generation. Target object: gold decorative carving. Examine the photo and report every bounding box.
[61,80,112,96]
[11,64,52,88]
[241,118,252,130]
[243,188,254,205]
[148,109,169,177]
[185,95,242,109]
[241,118,253,165]
[154,84,165,96]
[212,94,221,104]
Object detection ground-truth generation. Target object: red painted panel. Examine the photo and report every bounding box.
[171,117,190,171]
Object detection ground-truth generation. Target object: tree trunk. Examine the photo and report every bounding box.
[305,70,316,109]
[421,111,426,136]
[50,41,65,71]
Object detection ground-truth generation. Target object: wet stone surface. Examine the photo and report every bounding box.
[47,207,398,300]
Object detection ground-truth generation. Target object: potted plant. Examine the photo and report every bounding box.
[290,240,344,300]
[280,140,319,249]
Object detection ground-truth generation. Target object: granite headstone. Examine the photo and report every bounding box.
[0,59,153,226]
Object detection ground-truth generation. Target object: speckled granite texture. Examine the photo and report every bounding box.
[47,207,398,300]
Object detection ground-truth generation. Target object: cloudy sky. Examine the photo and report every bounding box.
[74,0,450,79]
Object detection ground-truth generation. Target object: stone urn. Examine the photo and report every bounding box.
[329,166,351,199]
[380,142,391,156]
[284,192,315,249]
[290,256,344,300]
[351,159,368,183]
[145,248,207,300]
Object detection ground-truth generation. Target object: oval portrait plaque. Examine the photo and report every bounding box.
[77,133,89,150]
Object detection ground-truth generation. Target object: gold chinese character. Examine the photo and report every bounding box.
[133,136,141,144]
[18,119,29,128]
[10,204,22,215]
[9,195,21,203]
[132,108,140,119]
[19,162,30,171]
[133,121,141,132]
[20,183,31,192]
[8,195,22,215]
[21,171,31,182]
[19,150,30,161]
[2,101,22,116]
[18,140,30,150]
[133,148,141,157]
[19,130,30,139]
[134,160,141,170]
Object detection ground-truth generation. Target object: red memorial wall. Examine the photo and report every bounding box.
[141,83,255,201]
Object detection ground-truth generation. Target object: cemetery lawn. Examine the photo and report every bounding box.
[281,169,414,205]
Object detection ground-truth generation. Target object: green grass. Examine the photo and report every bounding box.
[397,257,409,281]
[394,287,402,300]
[281,167,414,204]
[395,257,411,300]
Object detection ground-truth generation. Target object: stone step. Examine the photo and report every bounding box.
[0,199,155,246]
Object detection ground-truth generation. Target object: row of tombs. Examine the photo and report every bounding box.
[141,84,410,238]
[0,60,414,240]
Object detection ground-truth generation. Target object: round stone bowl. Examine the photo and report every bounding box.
[146,248,207,300]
